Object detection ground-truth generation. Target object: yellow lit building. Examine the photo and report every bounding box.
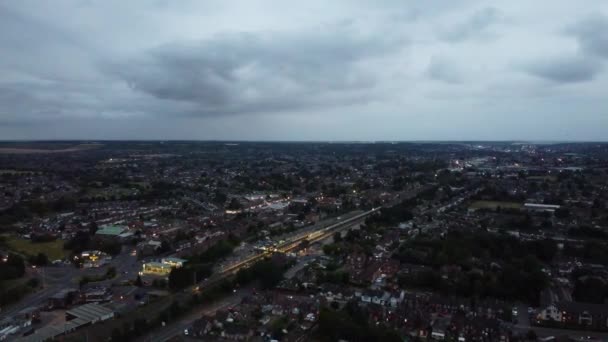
[141,262,173,275]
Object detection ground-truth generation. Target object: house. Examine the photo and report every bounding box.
[537,301,608,331]
[558,301,608,330]
[190,317,213,337]
[536,304,561,322]
[360,290,390,306]
[139,240,162,256]
[222,324,253,340]
[431,317,451,340]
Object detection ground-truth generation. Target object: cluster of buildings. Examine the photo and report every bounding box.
[1,142,608,341]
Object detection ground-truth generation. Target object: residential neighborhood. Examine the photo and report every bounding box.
[1,141,608,342]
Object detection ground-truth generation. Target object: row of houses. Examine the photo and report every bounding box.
[536,301,608,331]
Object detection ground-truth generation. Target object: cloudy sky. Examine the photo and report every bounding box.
[1,1,607,141]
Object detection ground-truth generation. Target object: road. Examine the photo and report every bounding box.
[0,266,76,319]
[0,249,138,321]
[138,288,250,342]
[512,323,608,340]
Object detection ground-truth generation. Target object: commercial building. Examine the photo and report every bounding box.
[142,257,187,275]
[17,304,114,342]
[80,250,111,268]
[142,261,173,275]
[161,257,187,268]
[524,203,561,213]
[95,225,129,240]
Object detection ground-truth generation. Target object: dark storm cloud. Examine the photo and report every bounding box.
[108,29,405,116]
[0,1,607,140]
[523,56,603,83]
[438,7,502,42]
[567,14,608,59]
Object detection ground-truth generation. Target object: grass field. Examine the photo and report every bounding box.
[3,235,67,261]
[469,200,523,211]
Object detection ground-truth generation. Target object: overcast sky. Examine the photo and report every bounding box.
[1,1,607,141]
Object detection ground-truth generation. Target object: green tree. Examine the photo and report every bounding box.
[168,267,191,290]
[30,252,49,266]
[135,274,143,287]
[0,253,25,280]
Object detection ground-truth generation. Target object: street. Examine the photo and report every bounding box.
[138,288,250,342]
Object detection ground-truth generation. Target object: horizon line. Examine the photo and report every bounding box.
[1,139,608,144]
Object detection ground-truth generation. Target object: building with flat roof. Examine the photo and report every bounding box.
[524,203,561,213]
[95,225,128,237]
[161,257,187,268]
[17,304,114,342]
[142,261,173,275]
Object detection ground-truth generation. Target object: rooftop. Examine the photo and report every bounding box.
[162,257,187,264]
[96,225,128,236]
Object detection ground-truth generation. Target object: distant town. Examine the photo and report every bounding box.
[1,141,608,342]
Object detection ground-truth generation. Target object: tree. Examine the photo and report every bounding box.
[64,230,91,253]
[111,328,123,341]
[333,232,342,243]
[89,221,99,235]
[234,259,285,289]
[29,252,49,266]
[159,240,172,253]
[213,191,227,205]
[106,266,117,279]
[227,198,242,210]
[0,253,25,280]
[573,276,608,304]
[96,240,122,255]
[168,267,191,290]
[135,275,143,287]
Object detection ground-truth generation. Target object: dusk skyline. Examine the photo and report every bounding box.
[1,1,607,141]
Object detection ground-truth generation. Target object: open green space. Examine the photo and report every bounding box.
[3,235,67,261]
